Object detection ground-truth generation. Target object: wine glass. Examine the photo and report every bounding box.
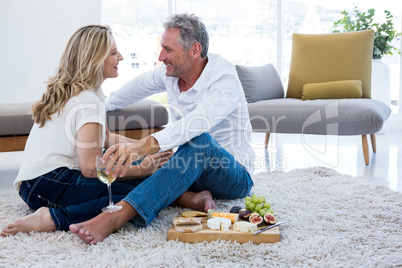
[96,154,122,212]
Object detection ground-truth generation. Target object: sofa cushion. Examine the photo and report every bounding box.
[287,29,374,99]
[247,98,391,135]
[236,64,284,103]
[301,80,363,100]
[0,102,34,136]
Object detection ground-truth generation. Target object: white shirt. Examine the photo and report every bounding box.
[106,53,255,176]
[14,89,107,190]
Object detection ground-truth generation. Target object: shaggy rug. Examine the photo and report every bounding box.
[0,167,401,267]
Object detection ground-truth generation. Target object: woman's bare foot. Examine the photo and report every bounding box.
[174,190,218,212]
[69,201,136,245]
[0,207,56,237]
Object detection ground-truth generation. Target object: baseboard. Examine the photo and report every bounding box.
[0,136,28,152]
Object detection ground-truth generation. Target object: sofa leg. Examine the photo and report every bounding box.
[362,135,369,165]
[370,134,377,153]
[265,133,270,148]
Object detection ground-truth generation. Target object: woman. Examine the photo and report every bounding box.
[1,25,170,236]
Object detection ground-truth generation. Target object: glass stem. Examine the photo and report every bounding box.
[107,183,113,207]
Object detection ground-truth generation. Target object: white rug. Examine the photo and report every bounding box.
[0,167,401,267]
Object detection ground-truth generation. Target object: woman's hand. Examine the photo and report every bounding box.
[139,151,172,177]
[102,136,162,178]
[102,143,138,178]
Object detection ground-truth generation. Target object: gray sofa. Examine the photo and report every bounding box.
[236,63,391,165]
[235,30,392,166]
[0,99,168,152]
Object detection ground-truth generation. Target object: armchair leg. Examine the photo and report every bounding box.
[265,133,270,148]
[370,134,377,153]
[362,135,369,165]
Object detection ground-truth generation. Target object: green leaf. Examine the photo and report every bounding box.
[331,6,401,59]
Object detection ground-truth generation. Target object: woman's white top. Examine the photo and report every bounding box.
[14,89,107,191]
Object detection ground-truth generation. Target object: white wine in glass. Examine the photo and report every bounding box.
[96,154,122,212]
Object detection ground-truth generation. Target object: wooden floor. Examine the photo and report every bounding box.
[0,128,163,153]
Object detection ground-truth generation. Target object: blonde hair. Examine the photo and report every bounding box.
[32,25,113,127]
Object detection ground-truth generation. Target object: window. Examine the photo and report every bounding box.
[130,53,138,59]
[101,0,168,101]
[101,0,401,114]
[175,0,277,66]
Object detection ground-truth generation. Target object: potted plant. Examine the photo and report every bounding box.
[332,6,401,59]
[332,6,401,105]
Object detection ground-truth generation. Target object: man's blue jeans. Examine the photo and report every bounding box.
[123,133,254,227]
[19,133,253,230]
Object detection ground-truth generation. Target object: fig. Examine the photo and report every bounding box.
[238,209,251,220]
[249,214,264,227]
[249,212,260,221]
[229,206,242,214]
[263,213,277,225]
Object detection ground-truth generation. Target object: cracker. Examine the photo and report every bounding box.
[181,210,208,217]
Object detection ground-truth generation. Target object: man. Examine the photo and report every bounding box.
[70,13,255,244]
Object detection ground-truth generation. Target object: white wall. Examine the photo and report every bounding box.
[0,0,101,104]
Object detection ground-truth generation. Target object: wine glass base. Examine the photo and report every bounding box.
[102,204,122,213]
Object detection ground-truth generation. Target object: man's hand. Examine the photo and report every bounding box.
[102,136,161,178]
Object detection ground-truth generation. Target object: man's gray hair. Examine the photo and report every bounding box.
[163,13,209,58]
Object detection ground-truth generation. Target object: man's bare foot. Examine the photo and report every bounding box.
[69,201,136,245]
[69,224,96,244]
[174,190,218,212]
[0,207,56,237]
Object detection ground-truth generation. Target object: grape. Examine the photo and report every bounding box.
[244,194,274,215]
[251,196,258,203]
[255,204,263,212]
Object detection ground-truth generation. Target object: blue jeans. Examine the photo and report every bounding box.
[123,133,254,227]
[19,133,253,230]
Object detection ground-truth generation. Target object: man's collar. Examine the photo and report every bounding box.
[191,55,210,92]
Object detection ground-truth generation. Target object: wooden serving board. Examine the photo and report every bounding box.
[167,216,280,244]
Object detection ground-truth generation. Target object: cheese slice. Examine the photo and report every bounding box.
[207,217,232,231]
[211,212,239,223]
[173,217,202,226]
[175,223,203,233]
[233,221,258,233]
